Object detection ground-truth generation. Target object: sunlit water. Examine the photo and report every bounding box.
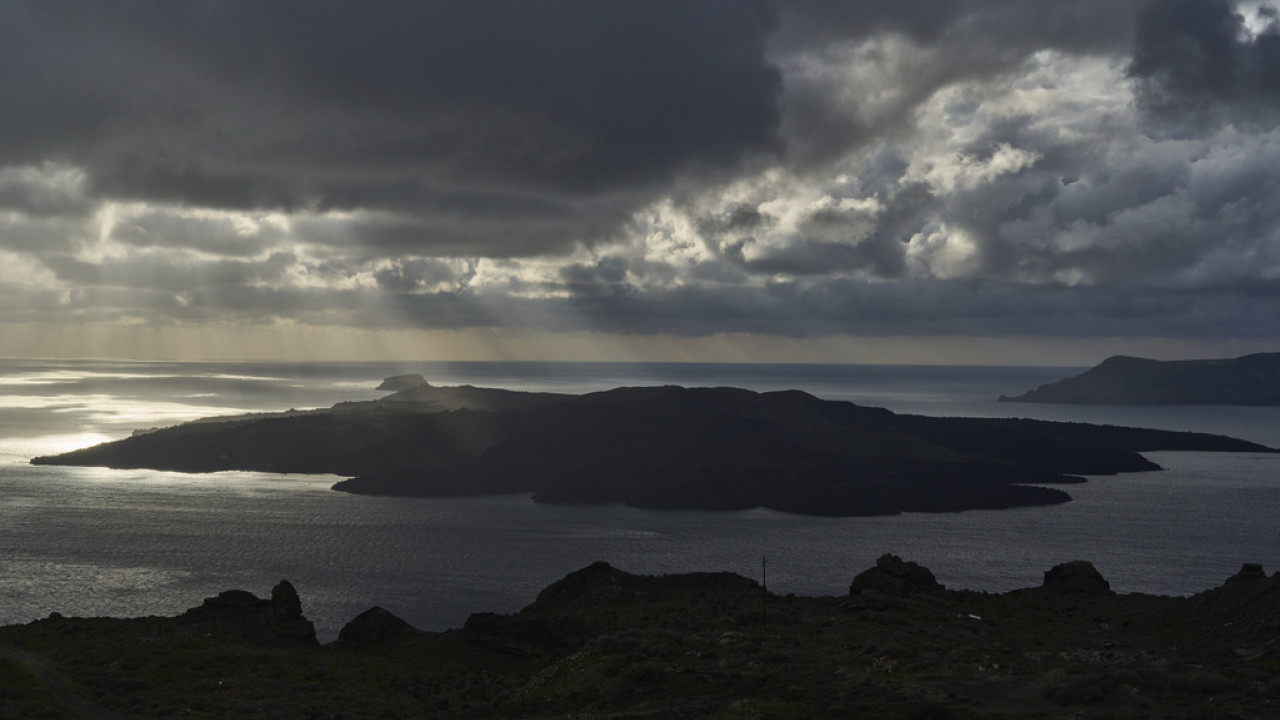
[2,359,1279,641]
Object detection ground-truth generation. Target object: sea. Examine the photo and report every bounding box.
[2,359,1279,642]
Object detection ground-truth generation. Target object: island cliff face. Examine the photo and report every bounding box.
[1000,352,1280,405]
[33,378,1275,516]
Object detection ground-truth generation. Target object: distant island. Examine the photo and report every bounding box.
[33,375,1274,516]
[4,558,1280,718]
[1000,352,1280,405]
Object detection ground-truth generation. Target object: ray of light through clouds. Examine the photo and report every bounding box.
[2,0,1280,364]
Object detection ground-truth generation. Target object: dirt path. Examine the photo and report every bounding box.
[0,644,131,719]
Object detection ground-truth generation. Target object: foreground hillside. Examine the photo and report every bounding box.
[4,559,1280,719]
[1000,353,1280,405]
[32,377,1275,516]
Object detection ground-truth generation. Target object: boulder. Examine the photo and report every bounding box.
[337,606,419,650]
[849,554,941,597]
[271,579,303,621]
[185,581,317,644]
[1042,561,1112,595]
[268,579,317,641]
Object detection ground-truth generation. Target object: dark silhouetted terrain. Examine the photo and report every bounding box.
[5,559,1280,718]
[34,378,1274,516]
[1000,353,1280,405]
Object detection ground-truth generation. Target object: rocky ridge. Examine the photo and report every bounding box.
[1000,352,1280,405]
[5,559,1280,718]
[31,377,1277,517]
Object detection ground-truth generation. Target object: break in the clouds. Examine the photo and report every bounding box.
[3,0,1280,359]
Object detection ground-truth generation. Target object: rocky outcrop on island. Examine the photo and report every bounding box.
[1000,352,1280,405]
[181,579,317,644]
[32,377,1275,516]
[1041,560,1113,595]
[335,606,422,650]
[6,560,1280,718]
[374,373,429,392]
[848,553,942,597]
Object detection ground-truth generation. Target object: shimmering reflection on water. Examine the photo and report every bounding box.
[3,359,1280,642]
[4,451,1280,642]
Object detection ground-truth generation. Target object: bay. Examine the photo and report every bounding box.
[1,359,1279,642]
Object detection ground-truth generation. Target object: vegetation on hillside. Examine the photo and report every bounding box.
[4,558,1280,719]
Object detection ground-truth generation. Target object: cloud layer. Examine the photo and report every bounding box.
[3,0,1280,358]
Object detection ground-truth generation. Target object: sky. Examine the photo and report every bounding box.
[3,0,1280,365]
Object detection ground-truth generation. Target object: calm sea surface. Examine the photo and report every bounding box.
[2,359,1279,641]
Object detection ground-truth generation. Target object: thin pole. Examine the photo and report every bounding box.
[761,555,767,628]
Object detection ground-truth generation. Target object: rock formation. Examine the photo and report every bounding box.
[1042,561,1113,595]
[375,374,429,392]
[849,554,942,597]
[182,580,317,644]
[9,560,1280,718]
[1227,562,1268,583]
[336,606,419,650]
[1000,352,1280,405]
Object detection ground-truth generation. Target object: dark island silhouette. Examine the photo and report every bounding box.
[5,558,1280,717]
[1000,352,1280,405]
[32,375,1274,516]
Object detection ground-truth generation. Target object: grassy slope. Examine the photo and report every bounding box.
[3,562,1280,719]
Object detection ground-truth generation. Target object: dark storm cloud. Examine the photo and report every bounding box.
[375,259,473,294]
[696,204,778,237]
[1130,0,1280,129]
[7,0,1280,356]
[537,279,1280,340]
[287,275,1280,342]
[0,164,93,219]
[776,0,1140,53]
[773,0,1143,166]
[0,215,86,254]
[110,211,285,257]
[934,102,1280,289]
[291,202,632,260]
[41,252,296,293]
[733,205,909,278]
[0,0,781,250]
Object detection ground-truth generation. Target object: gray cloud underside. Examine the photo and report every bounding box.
[2,0,1280,344]
[1129,0,1280,129]
[10,278,1279,341]
[2,1,780,218]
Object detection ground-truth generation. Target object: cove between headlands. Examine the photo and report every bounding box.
[30,375,1275,517]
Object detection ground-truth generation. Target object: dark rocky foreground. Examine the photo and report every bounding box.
[5,559,1280,719]
[1000,352,1280,405]
[31,376,1275,516]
